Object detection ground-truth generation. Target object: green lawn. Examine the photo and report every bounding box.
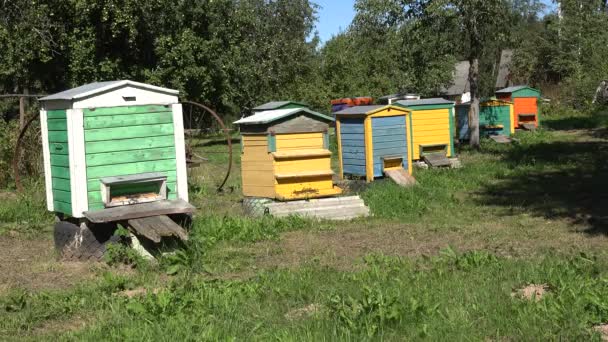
[1,104,608,340]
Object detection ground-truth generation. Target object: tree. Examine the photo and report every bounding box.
[450,0,510,148]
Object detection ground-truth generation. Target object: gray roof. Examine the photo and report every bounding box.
[441,61,470,96]
[495,85,534,93]
[252,101,306,111]
[40,80,179,101]
[233,107,332,125]
[395,98,454,107]
[495,49,513,89]
[334,105,384,115]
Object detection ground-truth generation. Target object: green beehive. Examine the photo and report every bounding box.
[39,80,189,218]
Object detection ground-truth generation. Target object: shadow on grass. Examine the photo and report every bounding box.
[542,106,608,130]
[474,135,608,234]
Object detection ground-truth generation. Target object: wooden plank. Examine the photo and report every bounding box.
[271,149,330,159]
[51,166,70,179]
[86,147,177,167]
[423,153,452,167]
[100,172,166,185]
[52,177,71,192]
[150,215,188,240]
[83,105,171,117]
[83,199,195,223]
[128,217,162,243]
[50,142,69,155]
[47,119,68,130]
[84,111,173,129]
[85,135,176,154]
[52,189,72,203]
[86,160,176,179]
[47,110,67,119]
[50,154,69,167]
[489,135,512,143]
[275,170,334,179]
[48,131,69,143]
[53,200,72,214]
[384,169,417,187]
[84,123,174,142]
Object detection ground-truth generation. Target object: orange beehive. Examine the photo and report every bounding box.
[496,86,541,129]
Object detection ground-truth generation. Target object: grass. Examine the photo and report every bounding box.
[0,104,607,340]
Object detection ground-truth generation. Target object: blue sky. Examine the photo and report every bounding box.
[314,0,557,44]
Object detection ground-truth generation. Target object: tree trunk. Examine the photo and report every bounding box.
[468,57,480,149]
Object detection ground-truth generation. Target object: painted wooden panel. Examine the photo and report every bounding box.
[47,119,68,130]
[84,111,173,129]
[511,88,540,98]
[47,109,72,215]
[49,142,69,155]
[514,97,538,127]
[85,147,176,167]
[47,110,67,119]
[274,157,330,173]
[372,116,408,177]
[52,177,71,191]
[85,135,176,154]
[275,176,334,199]
[48,131,69,143]
[84,105,178,212]
[411,108,451,160]
[50,154,69,167]
[53,189,71,203]
[241,134,275,198]
[53,201,72,214]
[87,160,177,179]
[275,133,324,150]
[84,123,174,142]
[339,118,366,176]
[83,105,170,117]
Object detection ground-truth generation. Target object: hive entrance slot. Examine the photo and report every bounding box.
[382,156,403,171]
[419,144,447,157]
[518,114,536,123]
[100,172,168,208]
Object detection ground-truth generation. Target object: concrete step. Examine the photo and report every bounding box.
[267,195,370,220]
[265,196,363,210]
[269,202,368,216]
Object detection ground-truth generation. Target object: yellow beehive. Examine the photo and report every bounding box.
[234,108,341,201]
[394,98,456,160]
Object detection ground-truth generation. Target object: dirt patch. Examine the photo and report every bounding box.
[115,287,160,298]
[285,303,323,320]
[32,314,91,337]
[217,215,608,273]
[511,284,550,301]
[0,236,109,294]
[594,324,608,341]
[249,222,487,271]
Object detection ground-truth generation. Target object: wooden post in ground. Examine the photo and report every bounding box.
[19,96,26,129]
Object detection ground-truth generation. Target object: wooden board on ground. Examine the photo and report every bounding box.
[384,169,417,187]
[520,123,536,131]
[128,215,188,242]
[489,135,512,144]
[83,199,195,223]
[422,153,452,168]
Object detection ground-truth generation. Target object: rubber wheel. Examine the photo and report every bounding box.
[54,220,121,261]
[242,197,273,217]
